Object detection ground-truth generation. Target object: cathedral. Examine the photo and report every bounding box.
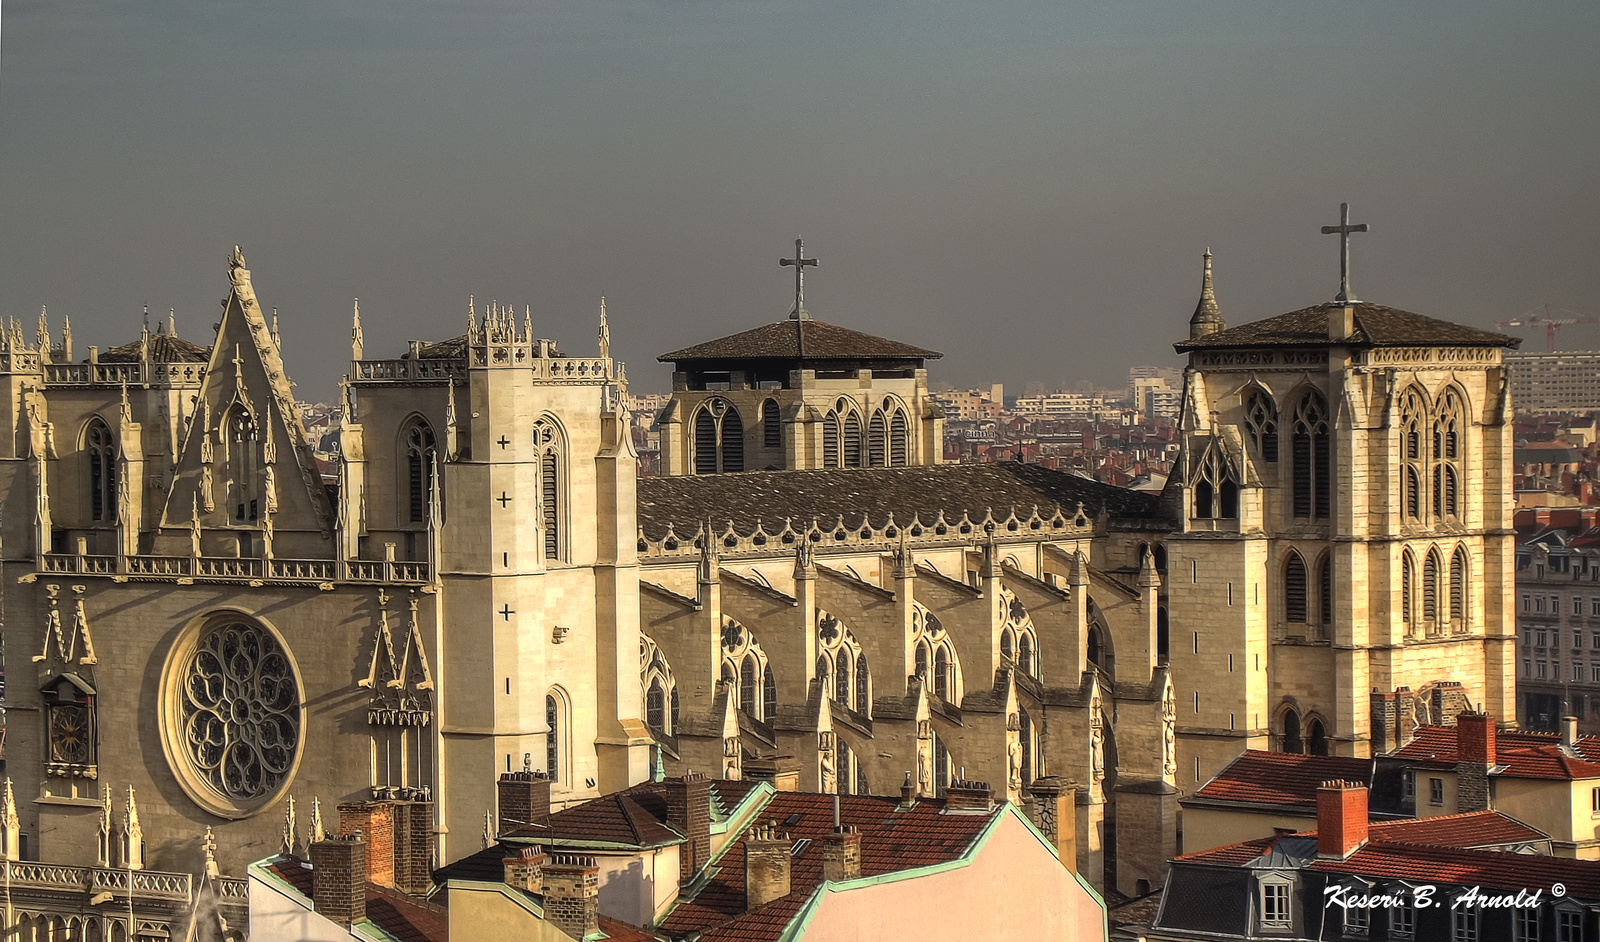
[0,224,1520,936]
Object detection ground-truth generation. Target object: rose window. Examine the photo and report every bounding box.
[178,620,300,803]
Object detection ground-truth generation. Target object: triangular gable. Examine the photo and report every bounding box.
[33,584,96,666]
[162,247,334,535]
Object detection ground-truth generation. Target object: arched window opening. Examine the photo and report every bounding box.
[647,680,665,735]
[671,687,681,732]
[1291,392,1331,519]
[1308,719,1328,756]
[915,643,929,678]
[227,406,258,522]
[693,399,744,474]
[843,412,863,468]
[1450,547,1467,626]
[1087,626,1104,670]
[404,419,436,524]
[1282,709,1303,754]
[1000,630,1014,662]
[1019,708,1034,787]
[1244,390,1279,462]
[1406,467,1422,520]
[86,418,118,524]
[890,412,909,466]
[762,398,782,449]
[868,412,887,467]
[934,648,950,700]
[1401,387,1425,522]
[763,664,777,720]
[816,654,830,684]
[1423,551,1441,624]
[740,655,758,716]
[1193,481,1214,519]
[545,693,562,780]
[1156,608,1170,666]
[1192,444,1239,519]
[1402,551,1415,630]
[834,650,852,708]
[854,654,869,712]
[934,736,950,796]
[1432,390,1463,521]
[1319,554,1333,627]
[823,414,840,467]
[1285,553,1308,623]
[529,419,567,563]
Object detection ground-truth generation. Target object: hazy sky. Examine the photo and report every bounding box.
[3,2,1597,400]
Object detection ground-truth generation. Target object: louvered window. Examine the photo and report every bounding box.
[1320,554,1333,625]
[823,415,840,467]
[890,412,909,466]
[1402,553,1414,625]
[1285,554,1308,622]
[721,408,744,472]
[762,399,781,448]
[542,450,559,561]
[1292,393,1330,519]
[1451,547,1467,623]
[1424,553,1440,622]
[843,412,862,468]
[694,408,718,474]
[868,413,887,467]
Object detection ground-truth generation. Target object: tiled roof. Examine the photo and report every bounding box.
[1174,302,1519,351]
[264,859,448,942]
[659,319,941,363]
[1173,836,1278,866]
[1392,726,1600,779]
[637,462,1166,540]
[502,792,685,847]
[1190,751,1374,808]
[598,915,661,942]
[1366,811,1547,849]
[1310,842,1600,898]
[99,333,212,362]
[658,791,993,940]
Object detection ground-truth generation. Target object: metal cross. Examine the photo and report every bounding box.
[499,604,515,621]
[496,435,511,450]
[496,492,512,508]
[779,238,819,321]
[1320,202,1369,304]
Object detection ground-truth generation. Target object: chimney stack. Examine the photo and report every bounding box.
[502,845,547,893]
[542,854,600,940]
[338,798,435,895]
[1456,710,1496,813]
[310,833,367,927]
[498,758,553,831]
[899,772,918,807]
[744,823,792,909]
[667,773,712,885]
[338,801,395,887]
[821,826,862,883]
[1315,780,1368,860]
[943,780,994,815]
[743,754,801,792]
[1564,715,1580,748]
[1028,776,1078,873]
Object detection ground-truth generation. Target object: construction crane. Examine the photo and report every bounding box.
[1493,304,1600,352]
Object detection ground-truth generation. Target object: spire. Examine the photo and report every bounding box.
[597,296,610,359]
[484,809,494,849]
[271,307,282,349]
[1187,249,1225,341]
[37,307,50,363]
[1,778,18,861]
[124,785,145,870]
[62,315,72,361]
[467,294,477,342]
[282,795,299,856]
[523,305,532,345]
[310,797,326,844]
[168,307,177,337]
[351,299,364,361]
[97,787,113,866]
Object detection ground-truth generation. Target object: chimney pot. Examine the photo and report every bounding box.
[1564,715,1580,748]
[1315,780,1368,859]
[943,779,994,815]
[745,824,792,909]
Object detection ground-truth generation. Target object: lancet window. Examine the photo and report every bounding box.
[818,612,870,716]
[1319,553,1334,627]
[531,418,566,563]
[1450,545,1469,629]
[226,405,258,522]
[1285,552,1309,623]
[1432,389,1463,521]
[401,418,437,524]
[998,587,1040,679]
[545,690,566,781]
[1423,549,1442,626]
[762,398,782,449]
[912,604,961,704]
[640,636,678,737]
[1192,441,1239,519]
[693,398,744,474]
[85,417,118,524]
[1291,391,1330,519]
[1243,390,1278,462]
[720,619,772,721]
[1401,550,1416,633]
[890,411,909,465]
[1401,387,1425,522]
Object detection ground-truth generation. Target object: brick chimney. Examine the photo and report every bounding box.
[743,754,801,792]
[395,800,435,895]
[1564,715,1580,749]
[1316,780,1368,860]
[1456,710,1496,813]
[943,780,993,815]
[666,773,712,885]
[542,854,600,940]
[744,823,792,909]
[498,760,553,831]
[502,845,547,893]
[821,826,861,882]
[1028,776,1078,873]
[309,833,367,927]
[337,801,395,887]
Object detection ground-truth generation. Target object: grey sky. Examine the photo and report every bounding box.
[3,1,1598,400]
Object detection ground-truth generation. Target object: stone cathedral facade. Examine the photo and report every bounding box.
[0,236,1521,936]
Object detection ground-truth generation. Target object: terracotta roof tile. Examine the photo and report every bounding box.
[660,319,941,363]
[264,859,448,942]
[1311,842,1600,898]
[638,462,1165,541]
[1366,811,1547,849]
[1392,726,1600,779]
[1174,302,1519,351]
[1173,836,1278,866]
[659,792,994,940]
[1191,751,1374,808]
[598,915,661,942]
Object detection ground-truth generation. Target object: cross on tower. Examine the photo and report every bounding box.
[1320,202,1369,304]
[779,238,818,321]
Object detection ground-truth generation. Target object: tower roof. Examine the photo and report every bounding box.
[659,318,940,364]
[100,334,212,363]
[1174,301,1521,351]
[1187,250,1224,340]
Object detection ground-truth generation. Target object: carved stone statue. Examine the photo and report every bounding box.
[1163,685,1178,778]
[1007,739,1023,790]
[1090,715,1105,782]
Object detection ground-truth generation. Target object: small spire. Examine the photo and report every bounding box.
[467,294,477,340]
[310,797,326,844]
[203,826,220,879]
[523,305,532,344]
[1,778,18,831]
[1188,249,1225,341]
[125,785,145,870]
[271,307,282,349]
[168,308,177,337]
[484,809,494,849]
[597,296,610,359]
[282,795,299,856]
[143,304,151,335]
[62,315,73,361]
[37,306,50,361]
[351,298,364,361]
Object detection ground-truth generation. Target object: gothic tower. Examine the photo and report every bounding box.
[1164,245,1520,790]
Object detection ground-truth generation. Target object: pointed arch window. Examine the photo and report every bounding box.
[532,419,566,563]
[1282,709,1303,753]
[855,654,869,710]
[762,398,782,449]
[226,405,259,522]
[545,692,564,781]
[85,418,118,524]
[403,419,437,524]
[1319,554,1333,627]
[843,411,863,468]
[1401,550,1416,631]
[914,643,928,679]
[647,680,665,735]
[834,650,851,708]
[1244,390,1278,462]
[934,648,950,700]
[740,655,758,716]
[763,664,777,720]
[890,412,909,466]
[1192,443,1239,519]
[1423,550,1441,625]
[868,412,887,467]
[823,414,840,468]
[693,399,744,474]
[1433,389,1463,521]
[1450,545,1468,627]
[1285,553,1309,623]
[1308,718,1328,756]
[1292,392,1330,519]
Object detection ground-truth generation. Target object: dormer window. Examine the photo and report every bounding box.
[1258,874,1293,930]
